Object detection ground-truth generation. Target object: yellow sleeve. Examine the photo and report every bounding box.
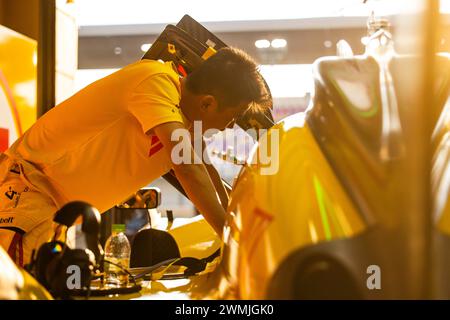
[128,73,184,133]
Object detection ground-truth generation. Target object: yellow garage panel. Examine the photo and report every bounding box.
[0,24,37,152]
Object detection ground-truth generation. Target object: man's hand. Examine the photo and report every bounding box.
[152,122,226,237]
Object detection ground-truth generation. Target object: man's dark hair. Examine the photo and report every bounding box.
[185,47,271,112]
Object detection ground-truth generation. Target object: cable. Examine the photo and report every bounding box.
[85,282,92,300]
[102,258,138,286]
[69,259,140,299]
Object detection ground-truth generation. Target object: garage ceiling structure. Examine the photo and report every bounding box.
[78,17,364,69]
[78,14,450,69]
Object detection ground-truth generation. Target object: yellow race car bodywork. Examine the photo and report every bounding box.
[0,246,52,300]
[219,113,368,299]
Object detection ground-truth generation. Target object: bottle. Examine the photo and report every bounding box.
[104,224,131,286]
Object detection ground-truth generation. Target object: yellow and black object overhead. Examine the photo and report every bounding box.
[142,15,275,132]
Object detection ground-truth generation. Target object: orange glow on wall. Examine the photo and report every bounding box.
[0,25,37,152]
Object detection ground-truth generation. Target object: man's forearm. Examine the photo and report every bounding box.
[152,122,227,237]
[205,163,229,210]
[200,138,229,210]
[173,163,226,236]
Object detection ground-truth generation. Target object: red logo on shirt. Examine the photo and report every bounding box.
[149,135,163,157]
[0,128,8,152]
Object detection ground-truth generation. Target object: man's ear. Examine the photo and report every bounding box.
[200,95,218,112]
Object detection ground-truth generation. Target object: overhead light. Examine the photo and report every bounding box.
[114,47,122,55]
[271,38,287,48]
[255,39,270,49]
[141,43,152,52]
[323,40,333,48]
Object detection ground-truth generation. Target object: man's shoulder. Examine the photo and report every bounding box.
[123,59,178,78]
